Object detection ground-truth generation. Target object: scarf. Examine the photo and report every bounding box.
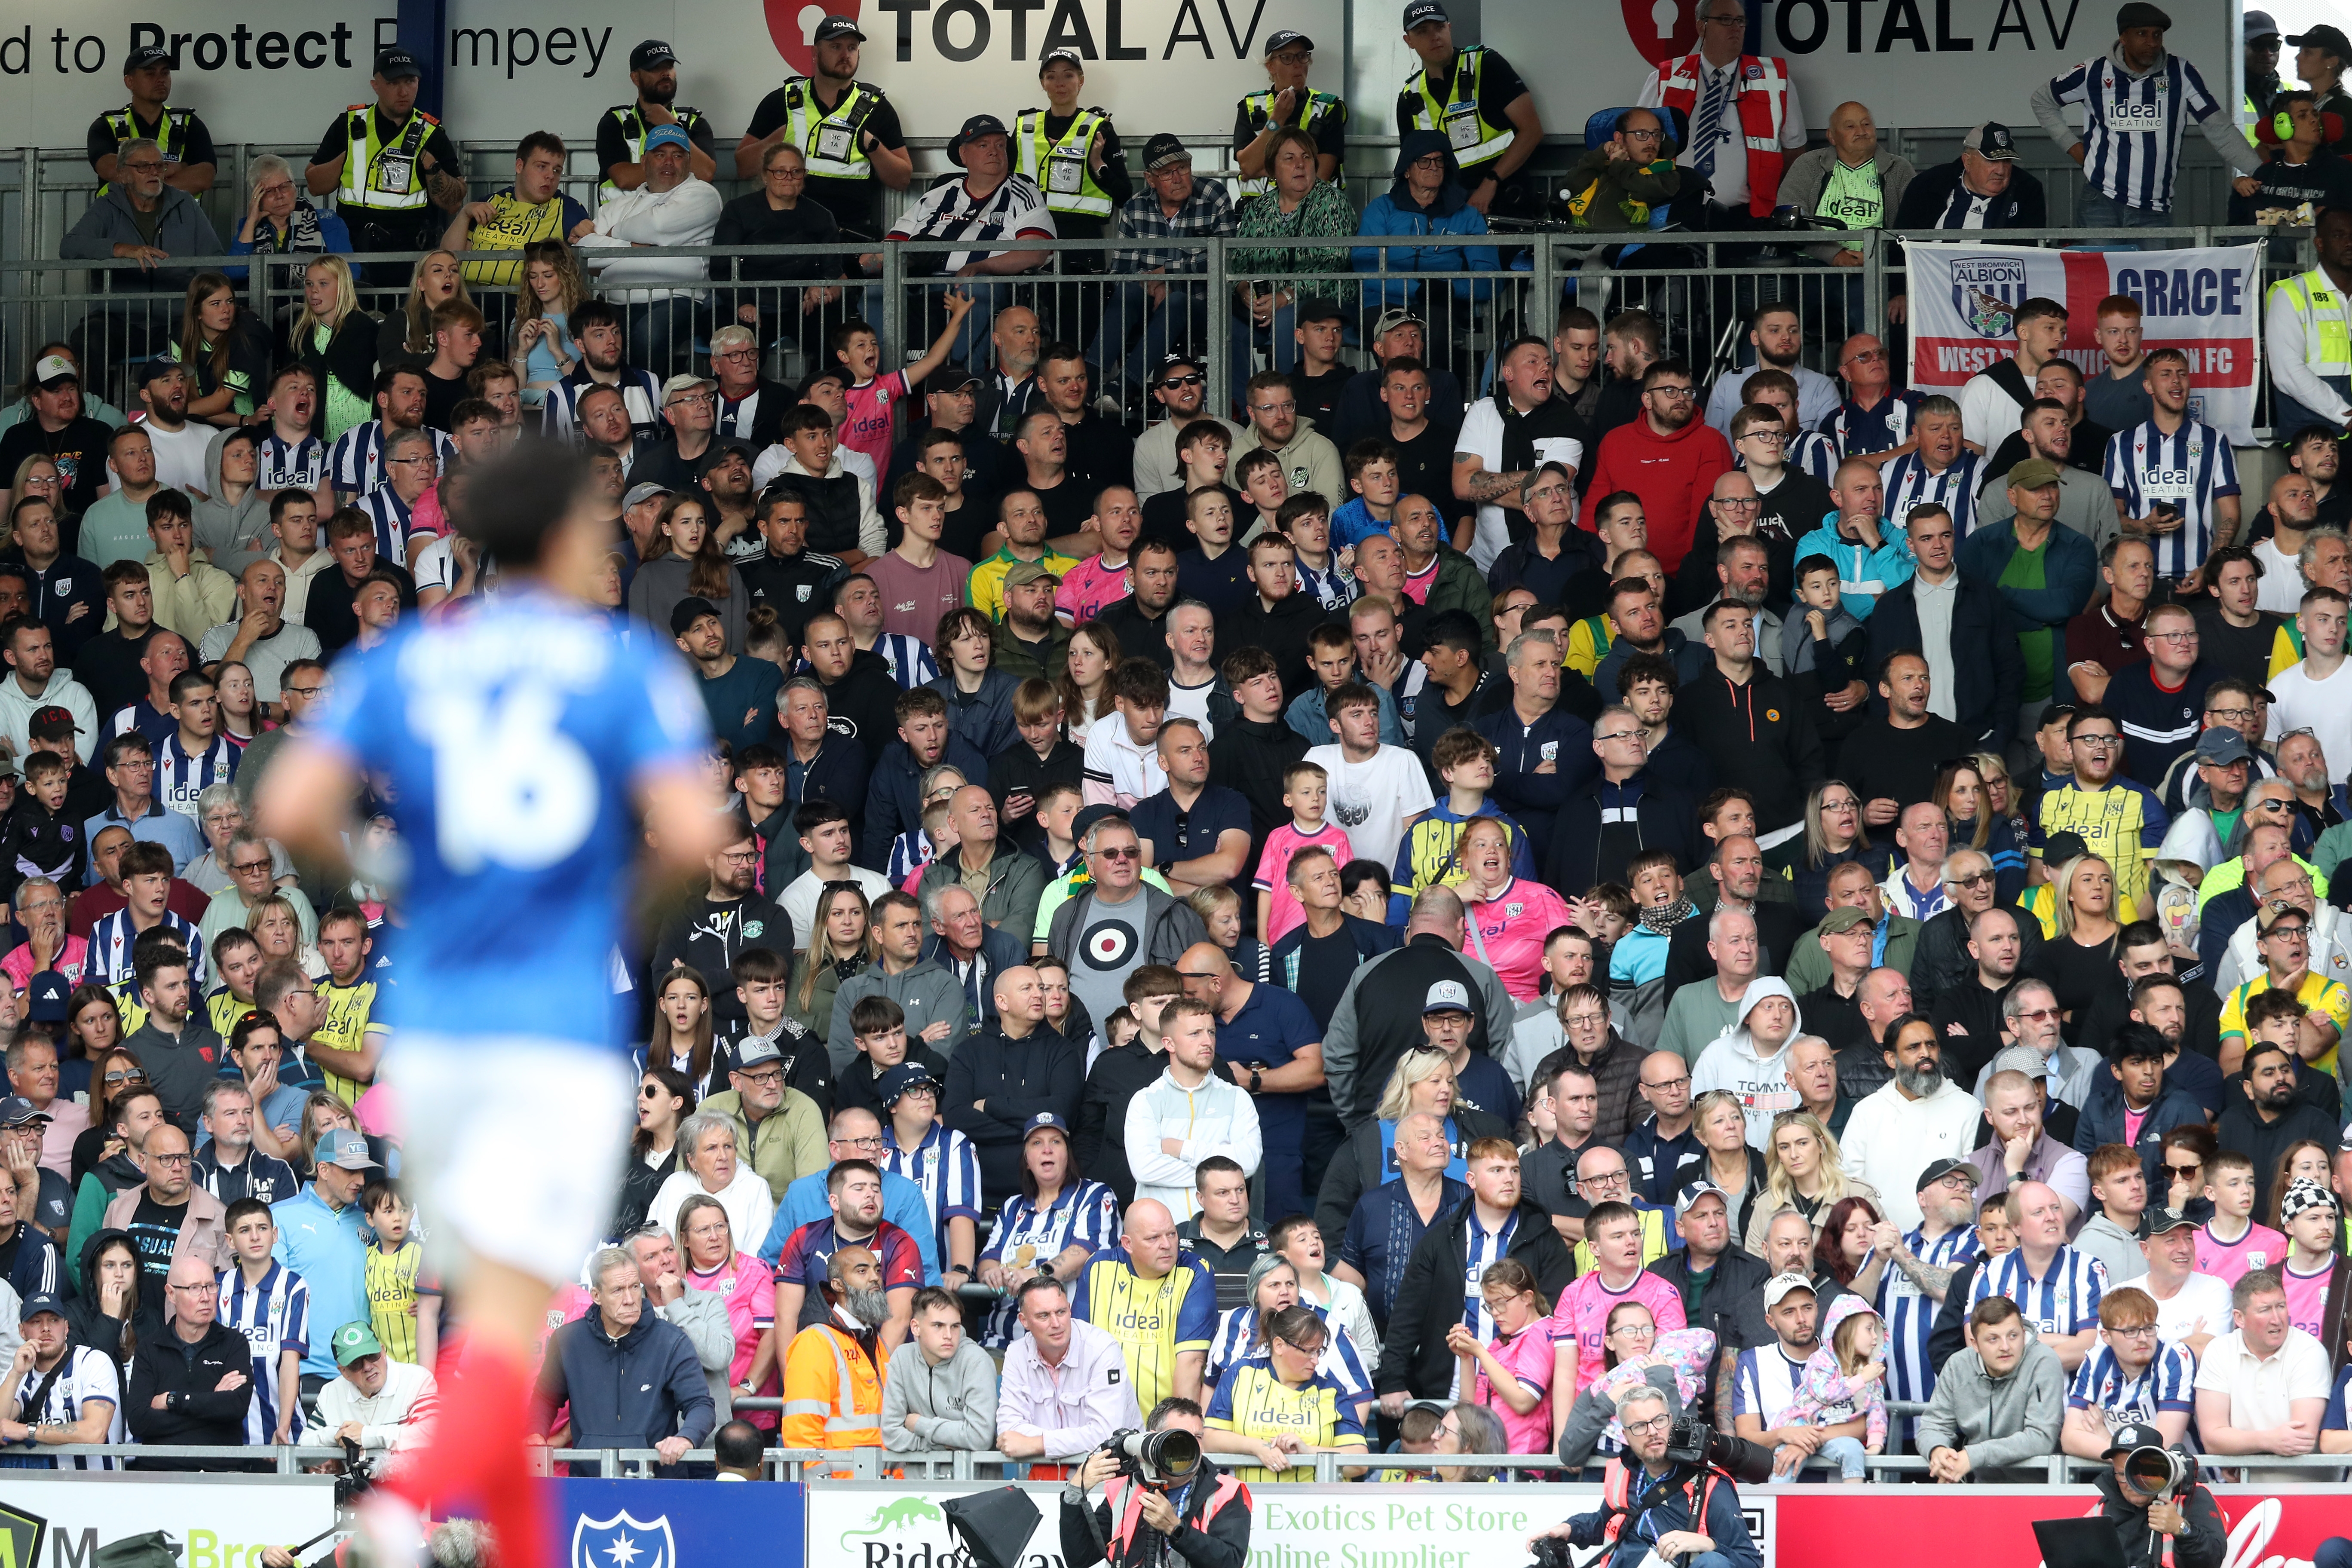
[1638,896,1696,937]
[258,201,328,254]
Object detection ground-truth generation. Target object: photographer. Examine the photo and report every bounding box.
[2093,1421,2227,1568]
[1060,1396,1250,1568]
[1529,1385,1761,1568]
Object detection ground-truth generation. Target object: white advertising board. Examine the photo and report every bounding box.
[0,1473,337,1568]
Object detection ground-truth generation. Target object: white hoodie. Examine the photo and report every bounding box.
[1122,1066,1262,1219]
[1690,976,1807,1151]
[0,667,98,763]
[578,176,723,300]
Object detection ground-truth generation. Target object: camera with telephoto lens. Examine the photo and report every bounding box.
[2124,1444,2193,1498]
[1528,1536,1579,1568]
[1663,1415,1776,1485]
[1102,1427,1202,1489]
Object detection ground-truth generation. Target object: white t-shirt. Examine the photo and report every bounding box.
[1453,397,1583,573]
[2149,1269,2234,1351]
[144,418,214,497]
[2250,539,2305,615]
[1167,676,1218,740]
[781,866,894,950]
[2266,657,2352,787]
[1304,741,1433,873]
[412,533,457,595]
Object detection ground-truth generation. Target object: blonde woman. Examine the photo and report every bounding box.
[280,255,377,438]
[377,249,472,368]
[1317,1050,1508,1250]
[1741,1110,1880,1255]
[2032,853,2127,1024]
[509,239,586,405]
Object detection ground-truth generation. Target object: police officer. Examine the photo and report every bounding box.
[2092,1422,2226,1568]
[304,47,465,272]
[1396,0,1543,218]
[738,16,911,242]
[1232,31,1347,197]
[88,43,217,196]
[1015,46,1133,351]
[599,40,718,196]
[2265,203,2352,438]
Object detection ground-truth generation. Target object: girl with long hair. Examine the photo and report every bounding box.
[788,885,872,1036]
[379,250,472,367]
[628,494,748,651]
[285,256,377,438]
[1054,624,1119,746]
[646,966,720,1096]
[1743,1111,1880,1254]
[509,240,586,405]
[616,1065,696,1235]
[1933,758,2027,900]
[170,271,266,425]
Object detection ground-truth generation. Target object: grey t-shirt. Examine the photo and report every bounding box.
[1066,888,1151,1035]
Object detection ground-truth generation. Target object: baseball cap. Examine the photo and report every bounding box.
[124,44,173,71]
[27,971,71,1023]
[622,481,674,511]
[1155,352,1207,383]
[934,363,983,392]
[1374,308,1426,337]
[317,1128,382,1171]
[735,1037,784,1070]
[28,706,78,741]
[2290,24,2352,56]
[1039,46,1085,74]
[1265,29,1314,54]
[374,46,421,79]
[814,15,867,41]
[2147,1203,2207,1234]
[1674,1179,1729,1217]
[1023,1112,1073,1140]
[669,596,723,637]
[136,357,182,387]
[1295,296,1345,325]
[2246,12,2282,41]
[1403,0,1449,29]
[33,354,77,389]
[17,1292,66,1323]
[877,1063,940,1106]
[2195,727,2251,766]
[1142,133,1192,172]
[1005,560,1062,589]
[642,123,693,155]
[1422,980,1473,1016]
[2008,456,2062,490]
[1914,1157,1978,1194]
[661,372,714,404]
[950,113,1010,167]
[630,39,679,70]
[1763,1271,1816,1308]
[332,1322,385,1367]
[0,1095,51,1129]
[2103,1419,2165,1457]
[1962,122,2020,161]
[2280,1178,2338,1220]
[1818,906,1873,935]
[2043,829,2091,863]
[1069,804,1130,843]
[2114,2,2169,31]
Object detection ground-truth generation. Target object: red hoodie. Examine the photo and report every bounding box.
[1578,413,1734,574]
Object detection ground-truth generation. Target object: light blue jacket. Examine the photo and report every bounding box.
[1350,131,1501,306]
[1793,513,1916,620]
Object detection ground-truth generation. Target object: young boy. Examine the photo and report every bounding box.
[1234,447,1289,545]
[4,752,85,891]
[830,299,975,477]
[362,1181,439,1369]
[990,680,1085,854]
[214,1197,308,1446]
[1033,781,1085,876]
[1140,418,1240,552]
[1288,623,1406,747]
[1332,441,1402,550]
[877,1061,982,1275]
[1782,554,1871,775]
[1253,760,1357,942]
[1304,683,1433,879]
[1277,491,1354,613]
[1389,729,1539,922]
[2277,1179,2338,1343]
[1174,486,1251,614]
[891,795,957,886]
[838,995,951,1120]
[2196,1149,2288,1285]
[729,944,836,1108]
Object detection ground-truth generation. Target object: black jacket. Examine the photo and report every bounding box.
[1076,1041,1164,1206]
[646,891,795,1030]
[861,734,990,870]
[944,1024,1086,1207]
[1867,574,2025,750]
[1311,1102,1509,1260]
[2216,1100,2342,1214]
[1228,591,1335,702]
[65,1224,137,1375]
[1548,771,1699,892]
[2090,1469,2227,1568]
[2071,1081,2207,1186]
[990,738,1086,855]
[1062,1454,1251,1568]
[1663,899,1814,992]
[739,546,848,646]
[1329,934,1505,1124]
[1206,716,1311,854]
[818,649,906,767]
[1908,902,2046,1019]
[1099,594,1176,668]
[1683,665,1824,833]
[1646,1244,1774,1412]
[1892,159,2048,232]
[756,733,872,891]
[124,1317,252,1466]
[1376,1194,1575,1399]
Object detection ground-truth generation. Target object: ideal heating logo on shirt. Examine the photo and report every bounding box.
[2104,99,2167,128]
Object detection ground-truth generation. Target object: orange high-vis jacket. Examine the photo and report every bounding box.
[780,1319,885,1452]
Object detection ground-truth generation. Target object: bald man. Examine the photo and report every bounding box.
[123,1250,252,1463]
[1966,1178,2105,1370]
[1176,939,1324,1222]
[942,963,1084,1207]
[1624,1049,1702,1200]
[1777,101,1916,273]
[1066,1197,1216,1409]
[197,554,323,711]
[102,1122,231,1316]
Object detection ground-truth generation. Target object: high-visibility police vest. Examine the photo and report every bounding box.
[2266,265,2352,380]
[1654,50,1794,217]
[1402,47,1516,172]
[598,103,710,199]
[1234,87,1344,196]
[336,104,436,212]
[780,77,886,181]
[1104,1470,1247,1564]
[97,104,198,196]
[1015,107,1116,218]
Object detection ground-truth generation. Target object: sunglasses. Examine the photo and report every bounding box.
[1096,845,1141,861]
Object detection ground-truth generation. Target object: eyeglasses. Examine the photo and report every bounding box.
[2071,734,2121,750]
[2108,1323,2159,1339]
[764,167,808,179]
[737,1068,785,1086]
[282,683,325,698]
[1622,1414,1675,1436]
[2144,630,2197,644]
[1648,385,1697,400]
[1564,1012,1608,1029]
[1951,871,1995,890]
[1640,1074,1690,1092]
[1737,429,1786,445]
[151,1152,193,1167]
[1596,730,1645,744]
[1250,400,1298,415]
[668,393,715,410]
[230,859,273,874]
[1096,845,1141,861]
[1583,1169,1631,1188]
[168,1280,217,1295]
[834,1134,887,1152]
[1841,348,1887,367]
[1712,495,1761,509]
[2205,707,2256,723]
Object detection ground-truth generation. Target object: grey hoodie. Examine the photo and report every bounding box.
[60,186,224,296]
[880,1337,1001,1452]
[193,427,274,574]
[1914,1336,2066,1480]
[826,957,968,1071]
[653,1288,736,1426]
[2027,43,2261,208]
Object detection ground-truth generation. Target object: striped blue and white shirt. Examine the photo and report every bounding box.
[1790,430,1840,486]
[875,632,940,691]
[354,485,416,565]
[1970,1245,2109,1338]
[1461,1210,1519,1343]
[2067,1338,2195,1433]
[217,1260,311,1446]
[2045,53,2227,214]
[325,421,454,498]
[1207,1305,1375,1403]
[1878,1223,1979,1413]
[882,1119,985,1263]
[2101,418,2240,580]
[1822,392,1925,459]
[154,730,240,821]
[975,1178,1122,1347]
[89,908,208,988]
[1881,450,1985,536]
[256,432,327,494]
[6,1344,123,1468]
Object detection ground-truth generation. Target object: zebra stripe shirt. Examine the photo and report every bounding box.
[2045,53,2226,214]
[2101,418,2240,580]
[218,1260,311,1445]
[1970,1244,2109,1338]
[1881,450,1985,536]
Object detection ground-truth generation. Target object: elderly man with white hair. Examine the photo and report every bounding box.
[1970,980,2099,1109]
[627,1219,738,1425]
[2212,854,2346,994]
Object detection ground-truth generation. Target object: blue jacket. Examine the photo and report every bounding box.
[1351,132,1501,306]
[1473,702,1598,869]
[1565,1459,1761,1568]
[861,735,989,871]
[533,1309,716,1459]
[2072,1077,2210,1186]
[1287,679,1407,748]
[1956,517,2097,637]
[1547,769,1700,892]
[1867,571,2024,750]
[923,668,1021,759]
[1792,514,1915,620]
